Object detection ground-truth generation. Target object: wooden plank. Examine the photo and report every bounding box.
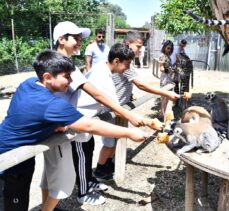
[201,171,208,197]
[179,140,229,180]
[185,163,194,211]
[217,179,229,211]
[114,117,128,184]
[0,130,77,172]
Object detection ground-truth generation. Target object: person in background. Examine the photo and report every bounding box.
[139,45,145,68]
[171,39,188,65]
[85,28,110,71]
[158,40,175,119]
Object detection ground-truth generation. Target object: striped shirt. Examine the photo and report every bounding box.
[112,65,138,105]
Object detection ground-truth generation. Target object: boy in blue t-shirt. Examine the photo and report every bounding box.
[0,50,148,211]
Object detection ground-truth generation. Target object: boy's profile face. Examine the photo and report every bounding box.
[45,72,72,92]
[60,34,82,57]
[128,39,143,57]
[112,59,132,74]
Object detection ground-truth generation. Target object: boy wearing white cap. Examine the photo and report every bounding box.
[40,21,150,210]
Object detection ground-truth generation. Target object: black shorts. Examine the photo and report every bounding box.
[0,164,34,211]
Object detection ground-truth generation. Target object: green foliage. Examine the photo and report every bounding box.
[17,37,49,66]
[154,0,213,35]
[0,37,48,75]
[0,38,13,64]
[0,0,130,75]
[98,1,130,28]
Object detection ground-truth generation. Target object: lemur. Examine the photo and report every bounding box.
[205,92,228,140]
[162,106,221,155]
[181,106,212,124]
[205,92,228,124]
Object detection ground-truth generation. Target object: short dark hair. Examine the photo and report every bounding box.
[55,33,72,48]
[33,50,75,81]
[180,39,187,45]
[108,43,135,63]
[95,28,105,35]
[161,40,174,56]
[124,31,144,43]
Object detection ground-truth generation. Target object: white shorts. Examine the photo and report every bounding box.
[40,142,76,199]
[102,136,116,148]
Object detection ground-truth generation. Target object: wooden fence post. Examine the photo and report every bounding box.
[185,163,195,211]
[114,117,128,184]
[106,13,115,48]
[217,179,229,211]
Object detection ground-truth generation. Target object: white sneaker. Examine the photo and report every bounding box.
[77,191,106,205]
[88,181,108,191]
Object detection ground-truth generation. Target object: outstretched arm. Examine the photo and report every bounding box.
[69,116,148,142]
[81,82,146,127]
[132,78,180,101]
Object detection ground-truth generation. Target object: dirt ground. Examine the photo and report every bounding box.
[0,68,228,211]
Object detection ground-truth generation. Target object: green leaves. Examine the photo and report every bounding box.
[154,0,213,35]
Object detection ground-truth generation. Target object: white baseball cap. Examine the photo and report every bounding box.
[53,21,91,44]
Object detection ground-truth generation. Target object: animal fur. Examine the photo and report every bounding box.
[181,106,212,125]
[167,106,220,155]
[173,122,220,156]
[184,10,229,55]
[184,10,229,26]
[205,92,228,124]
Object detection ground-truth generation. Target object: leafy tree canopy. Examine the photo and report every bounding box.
[154,0,214,35]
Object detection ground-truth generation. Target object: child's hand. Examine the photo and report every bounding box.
[182,92,192,100]
[54,126,68,133]
[147,118,165,131]
[128,113,146,127]
[166,91,180,101]
[128,128,149,142]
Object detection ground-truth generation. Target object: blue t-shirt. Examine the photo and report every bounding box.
[0,77,83,154]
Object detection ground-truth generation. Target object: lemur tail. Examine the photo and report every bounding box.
[184,10,229,26]
[184,10,229,56]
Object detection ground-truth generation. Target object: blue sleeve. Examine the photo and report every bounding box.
[45,98,83,126]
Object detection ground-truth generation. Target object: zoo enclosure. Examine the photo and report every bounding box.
[2,11,229,76]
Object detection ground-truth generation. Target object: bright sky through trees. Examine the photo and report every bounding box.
[109,0,162,27]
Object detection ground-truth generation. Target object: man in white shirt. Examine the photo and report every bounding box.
[85,28,110,71]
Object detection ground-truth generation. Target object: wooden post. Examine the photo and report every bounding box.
[201,171,208,197]
[152,59,155,75]
[217,179,229,211]
[11,18,19,73]
[185,163,195,211]
[114,117,128,184]
[49,12,53,50]
[106,13,115,48]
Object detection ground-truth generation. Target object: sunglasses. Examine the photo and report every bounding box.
[97,35,105,38]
